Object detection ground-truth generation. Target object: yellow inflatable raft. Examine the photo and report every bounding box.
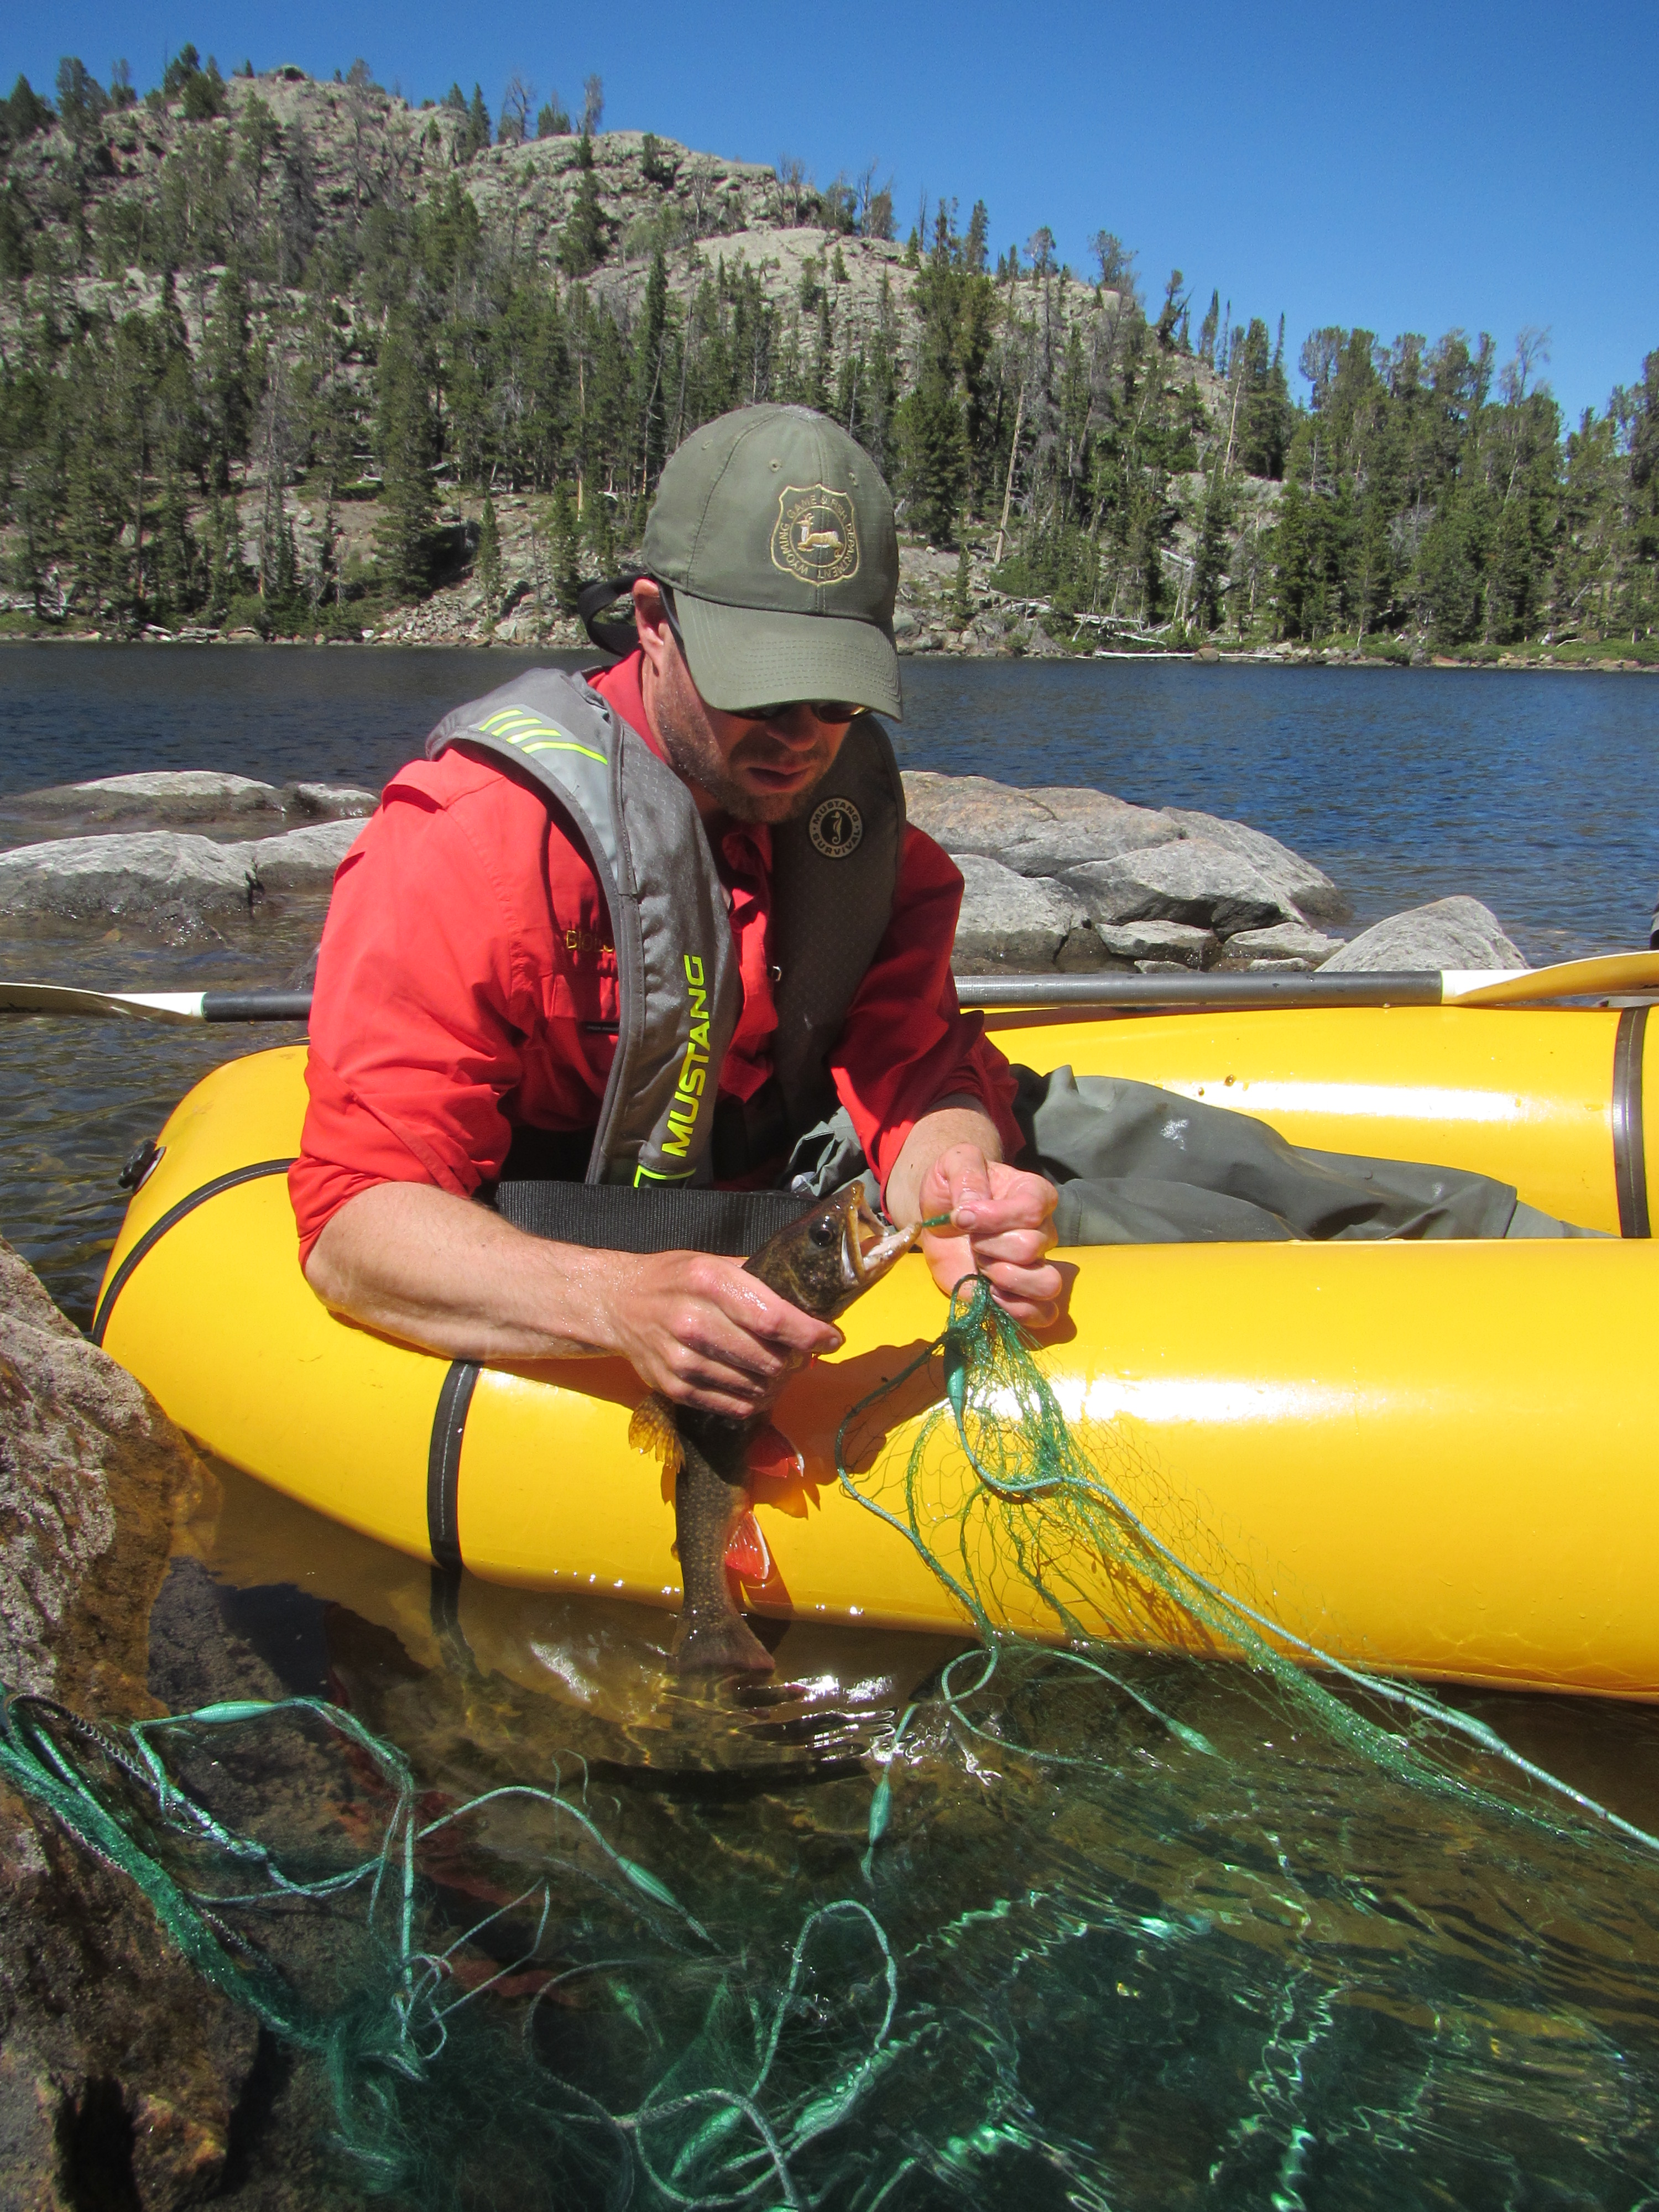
[96,1003,1656,1699]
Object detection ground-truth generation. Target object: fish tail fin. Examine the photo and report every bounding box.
[671,1606,775,1676]
[628,1393,683,1477]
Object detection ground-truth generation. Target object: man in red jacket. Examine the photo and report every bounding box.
[294,405,1063,1420]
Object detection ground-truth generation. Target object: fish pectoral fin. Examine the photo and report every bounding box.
[747,1422,804,1484]
[723,1509,772,1585]
[628,1394,683,1477]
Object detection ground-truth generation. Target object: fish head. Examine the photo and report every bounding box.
[747,1183,917,1319]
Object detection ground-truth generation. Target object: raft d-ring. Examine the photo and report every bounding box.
[119,1136,165,1193]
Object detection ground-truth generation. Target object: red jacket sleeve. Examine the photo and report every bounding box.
[829,825,1021,1198]
[289,765,540,1267]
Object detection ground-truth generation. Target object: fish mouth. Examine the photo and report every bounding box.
[841,1189,918,1288]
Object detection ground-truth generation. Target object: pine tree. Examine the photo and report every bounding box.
[373,315,436,596]
[463,85,491,159]
[559,134,606,276]
[951,534,972,628]
[1192,489,1230,632]
[547,482,583,610]
[476,489,502,620]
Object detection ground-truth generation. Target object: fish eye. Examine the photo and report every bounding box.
[809,1218,837,1248]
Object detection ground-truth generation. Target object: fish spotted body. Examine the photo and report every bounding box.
[629,1184,917,1674]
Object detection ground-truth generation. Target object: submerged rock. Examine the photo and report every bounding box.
[1321,897,1526,973]
[0,1237,265,2209]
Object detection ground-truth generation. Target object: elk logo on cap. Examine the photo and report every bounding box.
[770,486,860,586]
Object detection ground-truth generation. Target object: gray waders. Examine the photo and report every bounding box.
[781,1065,1605,1241]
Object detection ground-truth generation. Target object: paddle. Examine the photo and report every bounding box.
[956,949,1659,1011]
[0,985,313,1023]
[2,952,1654,1025]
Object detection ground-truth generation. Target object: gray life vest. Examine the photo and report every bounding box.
[425,669,904,1187]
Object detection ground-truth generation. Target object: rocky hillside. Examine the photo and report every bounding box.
[0,58,1263,653]
[8,54,1644,661]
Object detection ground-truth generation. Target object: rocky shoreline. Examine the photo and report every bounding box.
[0,766,1528,974]
[6,533,1655,671]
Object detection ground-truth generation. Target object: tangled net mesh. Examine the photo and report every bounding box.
[835,1277,1659,1861]
[3,1276,1656,2207]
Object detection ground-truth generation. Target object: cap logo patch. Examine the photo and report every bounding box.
[808,796,863,859]
[771,486,860,586]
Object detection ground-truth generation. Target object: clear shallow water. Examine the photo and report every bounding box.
[5,645,1659,2204]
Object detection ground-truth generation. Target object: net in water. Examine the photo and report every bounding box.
[4,1275,1658,2208]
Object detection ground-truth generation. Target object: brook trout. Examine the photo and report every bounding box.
[629,1183,917,1675]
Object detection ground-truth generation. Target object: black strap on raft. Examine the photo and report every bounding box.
[577,572,645,658]
[493,1180,815,1257]
[1612,1004,1650,1239]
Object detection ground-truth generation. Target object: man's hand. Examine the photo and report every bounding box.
[885,1102,1063,1327]
[915,1144,1062,1326]
[604,1250,842,1418]
[305,1180,839,1420]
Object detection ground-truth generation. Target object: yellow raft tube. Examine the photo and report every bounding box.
[96,1002,1657,1699]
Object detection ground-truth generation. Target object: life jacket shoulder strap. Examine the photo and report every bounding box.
[425,669,739,1186]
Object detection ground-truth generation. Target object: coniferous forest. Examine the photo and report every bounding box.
[1,50,1655,660]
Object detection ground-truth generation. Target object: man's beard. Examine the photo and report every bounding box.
[653,697,835,825]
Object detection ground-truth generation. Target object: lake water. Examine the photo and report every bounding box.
[4,644,1657,957]
[4,645,1659,2206]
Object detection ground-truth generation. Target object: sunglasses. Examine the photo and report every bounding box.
[655,586,865,729]
[729,700,864,726]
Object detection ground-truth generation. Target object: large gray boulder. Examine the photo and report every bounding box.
[0,831,254,933]
[0,820,364,936]
[3,770,284,825]
[1223,921,1347,969]
[952,853,1086,972]
[1,772,379,843]
[1164,808,1347,923]
[247,816,366,890]
[0,1238,263,2209]
[903,773,1177,877]
[1095,918,1220,969]
[280,781,379,820]
[1321,896,1526,973]
[1061,837,1303,937]
[902,772,1344,936]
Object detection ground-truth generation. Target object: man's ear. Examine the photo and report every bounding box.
[633,577,670,675]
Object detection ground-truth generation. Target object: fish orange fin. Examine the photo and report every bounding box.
[747,1423,804,1484]
[723,1509,772,1586]
[628,1394,682,1478]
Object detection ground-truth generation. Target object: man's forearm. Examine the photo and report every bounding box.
[302,1177,846,1416]
[304,1179,635,1362]
[884,1095,1004,1226]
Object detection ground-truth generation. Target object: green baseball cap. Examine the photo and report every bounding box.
[642,404,903,721]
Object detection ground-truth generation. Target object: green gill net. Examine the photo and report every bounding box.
[5,1275,1659,2208]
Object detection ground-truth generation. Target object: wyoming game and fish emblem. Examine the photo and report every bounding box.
[770,484,860,585]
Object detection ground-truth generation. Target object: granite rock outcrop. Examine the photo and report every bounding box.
[0,1238,264,2209]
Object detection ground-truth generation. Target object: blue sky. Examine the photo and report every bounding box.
[8,0,1655,425]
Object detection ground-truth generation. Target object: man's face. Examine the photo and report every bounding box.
[634,583,850,825]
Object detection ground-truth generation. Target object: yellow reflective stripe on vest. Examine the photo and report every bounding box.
[477,707,607,764]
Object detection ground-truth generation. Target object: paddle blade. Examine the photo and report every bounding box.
[0,984,204,1022]
[1444,952,1659,1005]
